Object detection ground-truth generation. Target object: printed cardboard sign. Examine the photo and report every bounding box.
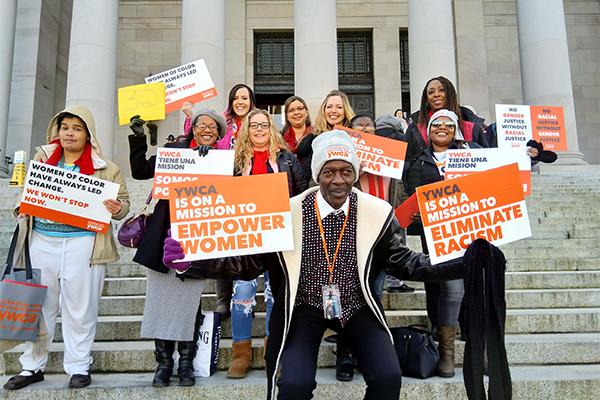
[118,82,166,125]
[495,104,566,151]
[335,125,407,180]
[169,173,294,261]
[416,163,531,264]
[145,59,217,114]
[19,161,120,234]
[152,148,234,199]
[444,148,532,195]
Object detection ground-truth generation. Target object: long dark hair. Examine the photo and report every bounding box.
[222,84,256,126]
[417,76,464,130]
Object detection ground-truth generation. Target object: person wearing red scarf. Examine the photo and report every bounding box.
[281,96,314,154]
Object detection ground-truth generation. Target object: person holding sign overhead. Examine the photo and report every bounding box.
[162,130,464,400]
[4,106,130,391]
[405,76,488,163]
[225,109,308,379]
[128,108,226,387]
[297,90,355,180]
[404,109,481,378]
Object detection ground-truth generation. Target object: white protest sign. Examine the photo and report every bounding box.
[19,161,120,233]
[152,148,234,199]
[145,59,217,113]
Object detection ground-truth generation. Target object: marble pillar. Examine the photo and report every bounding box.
[294,0,338,116]
[408,0,457,112]
[516,0,586,164]
[181,0,226,113]
[66,0,119,161]
[0,0,18,176]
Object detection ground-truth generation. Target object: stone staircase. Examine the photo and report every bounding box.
[0,166,599,399]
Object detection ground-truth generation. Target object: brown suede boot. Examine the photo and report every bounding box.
[227,339,252,379]
[437,326,456,378]
[215,280,233,319]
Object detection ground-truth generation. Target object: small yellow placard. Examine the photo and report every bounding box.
[118,82,166,125]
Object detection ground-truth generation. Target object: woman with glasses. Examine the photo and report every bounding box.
[226,109,308,379]
[281,96,313,154]
[404,109,480,378]
[128,108,226,387]
[405,76,488,163]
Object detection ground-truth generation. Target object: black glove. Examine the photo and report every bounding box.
[147,121,158,146]
[193,145,213,157]
[129,115,146,137]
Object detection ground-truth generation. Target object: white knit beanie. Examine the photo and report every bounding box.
[427,109,464,141]
[311,130,360,183]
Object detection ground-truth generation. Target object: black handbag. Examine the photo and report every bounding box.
[390,324,439,379]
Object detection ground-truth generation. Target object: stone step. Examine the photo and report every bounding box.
[50,308,600,342]
[2,333,599,375]
[506,258,600,272]
[1,365,599,400]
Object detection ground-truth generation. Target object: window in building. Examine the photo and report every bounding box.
[399,29,411,116]
[338,31,375,118]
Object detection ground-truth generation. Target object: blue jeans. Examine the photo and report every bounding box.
[231,271,273,342]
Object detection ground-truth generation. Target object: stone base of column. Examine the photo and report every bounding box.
[551,151,589,166]
[0,166,8,178]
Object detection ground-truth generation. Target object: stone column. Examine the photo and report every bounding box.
[0,0,18,176]
[66,0,119,161]
[408,0,457,112]
[294,0,338,116]
[516,0,586,165]
[454,0,491,123]
[181,0,226,113]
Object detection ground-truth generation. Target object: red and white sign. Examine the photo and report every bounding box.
[495,104,566,151]
[19,161,120,234]
[152,148,234,199]
[417,163,531,264]
[335,125,407,180]
[169,173,294,262]
[444,148,532,195]
[145,59,217,113]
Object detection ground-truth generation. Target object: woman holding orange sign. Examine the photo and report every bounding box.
[225,109,308,379]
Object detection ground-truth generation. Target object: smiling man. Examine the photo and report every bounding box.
[163,130,464,399]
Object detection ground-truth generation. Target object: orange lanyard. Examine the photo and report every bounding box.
[315,195,349,284]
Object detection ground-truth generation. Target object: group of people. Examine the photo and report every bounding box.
[4,74,554,399]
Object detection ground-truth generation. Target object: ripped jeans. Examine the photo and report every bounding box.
[231,271,273,342]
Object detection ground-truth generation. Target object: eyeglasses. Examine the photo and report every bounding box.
[431,121,456,130]
[249,122,270,130]
[194,124,219,132]
[353,125,375,133]
[287,106,306,114]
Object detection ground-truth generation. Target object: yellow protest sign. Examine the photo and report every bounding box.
[118,82,166,125]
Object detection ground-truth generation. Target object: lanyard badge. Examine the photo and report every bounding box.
[315,195,348,321]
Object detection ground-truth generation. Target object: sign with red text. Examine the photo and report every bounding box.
[152,148,234,199]
[417,163,531,264]
[19,161,120,234]
[495,104,566,150]
[445,148,532,195]
[335,125,407,180]
[169,173,294,261]
[145,59,217,114]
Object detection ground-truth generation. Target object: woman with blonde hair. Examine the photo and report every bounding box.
[226,109,308,379]
[297,89,355,178]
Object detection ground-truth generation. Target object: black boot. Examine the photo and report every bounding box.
[335,338,355,382]
[152,339,175,387]
[177,340,197,386]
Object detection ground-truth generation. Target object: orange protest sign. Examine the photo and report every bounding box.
[334,125,407,180]
[169,173,293,261]
[530,106,566,151]
[416,163,531,264]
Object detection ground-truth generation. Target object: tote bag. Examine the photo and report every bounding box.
[174,311,222,377]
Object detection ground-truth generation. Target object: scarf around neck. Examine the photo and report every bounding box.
[46,139,94,175]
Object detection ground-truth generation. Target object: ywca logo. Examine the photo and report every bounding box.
[326,146,350,159]
[86,221,105,231]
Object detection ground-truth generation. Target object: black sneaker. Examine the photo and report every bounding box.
[69,373,92,389]
[387,283,415,293]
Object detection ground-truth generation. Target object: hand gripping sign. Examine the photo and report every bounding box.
[19,161,120,234]
[169,173,294,262]
[153,148,234,199]
[416,163,531,264]
[334,125,407,180]
[444,148,532,195]
[145,59,217,114]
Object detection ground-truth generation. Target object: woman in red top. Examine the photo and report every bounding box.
[281,95,313,154]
